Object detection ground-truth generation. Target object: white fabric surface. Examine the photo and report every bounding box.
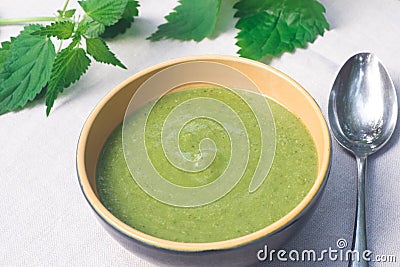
[1,0,400,266]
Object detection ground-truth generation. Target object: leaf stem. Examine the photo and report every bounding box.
[0,17,56,25]
[61,0,71,15]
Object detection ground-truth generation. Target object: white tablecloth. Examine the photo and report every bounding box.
[1,0,399,266]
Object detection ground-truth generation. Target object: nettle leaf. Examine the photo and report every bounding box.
[234,0,329,60]
[81,0,139,39]
[45,47,91,115]
[85,20,106,38]
[233,0,271,18]
[67,36,82,50]
[57,9,76,18]
[148,0,221,42]
[64,9,77,18]
[33,21,75,40]
[86,37,126,69]
[0,25,55,114]
[102,0,139,38]
[76,20,90,36]
[0,40,13,78]
[79,0,128,26]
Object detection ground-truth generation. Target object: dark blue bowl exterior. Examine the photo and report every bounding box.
[78,159,330,267]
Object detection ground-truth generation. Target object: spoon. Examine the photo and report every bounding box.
[328,53,398,267]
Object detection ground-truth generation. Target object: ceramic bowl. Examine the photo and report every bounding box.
[77,55,331,267]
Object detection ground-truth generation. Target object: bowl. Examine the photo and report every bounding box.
[77,55,331,266]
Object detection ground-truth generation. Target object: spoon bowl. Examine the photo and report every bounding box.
[329,53,398,157]
[328,52,398,267]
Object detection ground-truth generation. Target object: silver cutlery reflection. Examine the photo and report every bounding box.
[328,53,398,267]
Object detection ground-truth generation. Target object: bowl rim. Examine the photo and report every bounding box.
[77,54,331,252]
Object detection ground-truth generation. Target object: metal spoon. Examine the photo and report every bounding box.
[328,53,398,267]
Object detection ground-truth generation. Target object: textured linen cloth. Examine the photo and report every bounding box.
[1,0,399,266]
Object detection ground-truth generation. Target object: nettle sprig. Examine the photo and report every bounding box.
[0,0,138,115]
[0,0,328,116]
[149,0,329,60]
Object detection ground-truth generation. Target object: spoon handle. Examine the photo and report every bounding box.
[349,156,368,267]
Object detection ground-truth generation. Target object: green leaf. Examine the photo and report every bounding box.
[233,0,271,18]
[79,0,128,26]
[102,0,139,38]
[0,25,55,114]
[85,20,106,38]
[76,20,90,36]
[32,21,75,40]
[86,37,126,69]
[45,47,91,115]
[148,0,221,42]
[234,0,329,60]
[57,9,76,18]
[0,40,13,78]
[79,0,137,38]
[64,9,77,18]
[67,36,82,50]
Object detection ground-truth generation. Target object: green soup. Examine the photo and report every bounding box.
[96,87,318,243]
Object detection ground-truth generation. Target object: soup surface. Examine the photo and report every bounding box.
[96,87,318,242]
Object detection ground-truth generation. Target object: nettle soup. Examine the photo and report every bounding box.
[96,86,318,243]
